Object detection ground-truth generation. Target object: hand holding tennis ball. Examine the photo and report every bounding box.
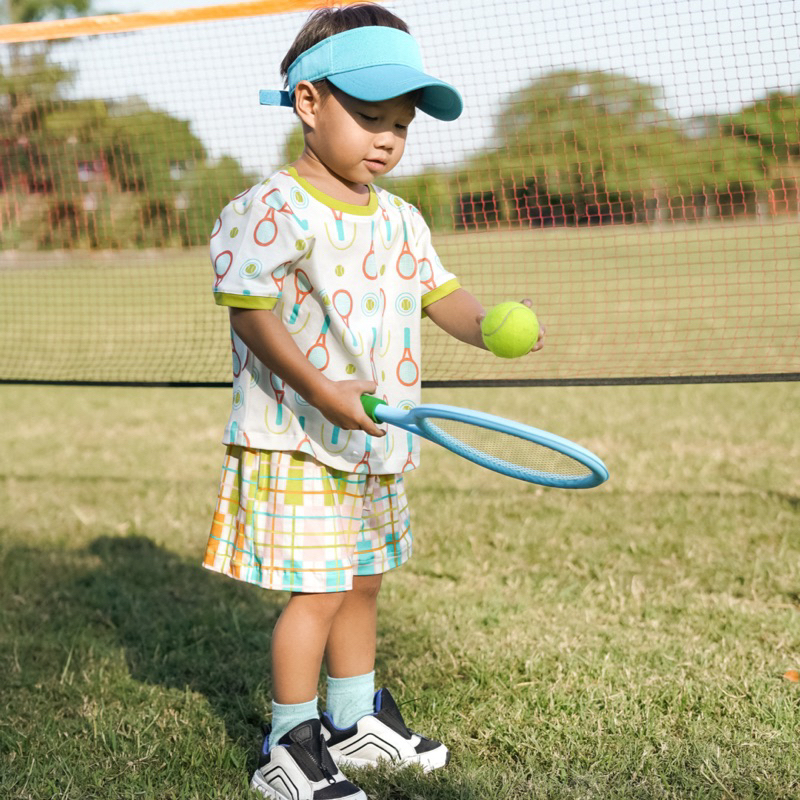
[481,301,541,358]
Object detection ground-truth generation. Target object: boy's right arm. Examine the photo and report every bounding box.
[229,308,385,437]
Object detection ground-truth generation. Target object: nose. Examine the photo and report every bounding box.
[373,129,395,151]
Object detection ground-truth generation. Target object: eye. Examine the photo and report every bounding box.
[359,113,378,122]
[395,123,408,131]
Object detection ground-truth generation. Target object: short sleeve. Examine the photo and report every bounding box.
[211,183,306,309]
[408,207,461,313]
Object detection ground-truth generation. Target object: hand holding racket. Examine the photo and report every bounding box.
[361,395,608,489]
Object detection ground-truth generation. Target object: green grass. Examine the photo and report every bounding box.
[1,382,799,799]
[2,221,799,383]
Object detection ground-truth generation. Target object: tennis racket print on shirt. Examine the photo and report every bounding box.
[324,209,358,250]
[333,289,363,353]
[294,416,314,456]
[418,258,437,293]
[254,205,281,246]
[396,327,420,386]
[368,327,380,384]
[262,187,310,231]
[396,220,417,280]
[378,205,397,248]
[213,250,233,288]
[306,315,331,371]
[353,436,373,474]
[362,221,379,280]
[210,215,222,239]
[267,371,292,433]
[271,261,289,294]
[320,423,353,455]
[288,268,313,325]
[400,432,415,472]
[230,331,248,378]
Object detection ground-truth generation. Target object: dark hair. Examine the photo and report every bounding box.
[280,3,411,97]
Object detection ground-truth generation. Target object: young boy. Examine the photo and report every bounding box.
[204,5,543,799]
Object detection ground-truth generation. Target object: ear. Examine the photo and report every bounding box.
[294,80,321,129]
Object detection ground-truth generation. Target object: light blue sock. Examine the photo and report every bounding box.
[326,671,376,730]
[268,697,319,751]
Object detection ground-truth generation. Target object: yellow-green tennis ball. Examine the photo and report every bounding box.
[481,302,539,358]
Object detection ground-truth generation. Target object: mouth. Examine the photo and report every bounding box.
[364,158,387,171]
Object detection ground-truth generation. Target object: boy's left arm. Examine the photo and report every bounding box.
[424,288,545,351]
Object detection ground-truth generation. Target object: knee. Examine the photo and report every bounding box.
[352,573,383,602]
[288,590,346,623]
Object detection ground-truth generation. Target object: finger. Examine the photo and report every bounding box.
[532,324,546,352]
[356,380,378,396]
[362,416,386,437]
[521,298,533,308]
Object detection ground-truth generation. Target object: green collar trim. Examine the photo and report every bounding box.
[287,167,378,216]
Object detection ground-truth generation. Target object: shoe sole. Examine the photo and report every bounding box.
[331,746,450,773]
[250,772,285,800]
[250,771,367,800]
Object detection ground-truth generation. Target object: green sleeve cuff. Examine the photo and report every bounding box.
[214,292,279,310]
[421,278,461,317]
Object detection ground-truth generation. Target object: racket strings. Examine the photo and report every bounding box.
[420,417,591,479]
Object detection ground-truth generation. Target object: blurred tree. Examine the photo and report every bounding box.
[462,68,763,225]
[724,91,800,169]
[104,108,207,196]
[7,0,91,24]
[184,156,257,245]
[282,124,304,164]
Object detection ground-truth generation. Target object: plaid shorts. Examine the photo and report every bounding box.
[203,447,412,593]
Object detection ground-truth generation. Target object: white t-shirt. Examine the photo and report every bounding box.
[211,167,460,474]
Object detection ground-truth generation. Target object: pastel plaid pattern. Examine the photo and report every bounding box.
[204,447,412,592]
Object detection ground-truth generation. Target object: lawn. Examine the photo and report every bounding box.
[1,381,798,799]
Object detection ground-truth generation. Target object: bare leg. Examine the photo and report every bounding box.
[325,574,383,678]
[271,591,346,704]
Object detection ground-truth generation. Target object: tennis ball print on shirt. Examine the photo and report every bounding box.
[211,168,460,475]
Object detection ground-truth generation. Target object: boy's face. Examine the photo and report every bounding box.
[297,82,415,186]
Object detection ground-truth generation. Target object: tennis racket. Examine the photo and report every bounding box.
[361,396,609,489]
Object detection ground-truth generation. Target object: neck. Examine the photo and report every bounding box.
[292,150,370,205]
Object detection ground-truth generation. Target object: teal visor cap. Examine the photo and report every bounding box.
[259,27,463,121]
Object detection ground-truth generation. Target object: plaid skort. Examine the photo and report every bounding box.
[203,447,412,593]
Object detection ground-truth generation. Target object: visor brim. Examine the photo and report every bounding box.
[327,64,463,121]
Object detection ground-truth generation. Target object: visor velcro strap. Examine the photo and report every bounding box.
[259,90,292,107]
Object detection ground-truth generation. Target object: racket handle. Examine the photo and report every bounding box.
[361,394,387,423]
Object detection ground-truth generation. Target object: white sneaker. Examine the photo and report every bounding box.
[250,718,367,800]
[321,689,450,773]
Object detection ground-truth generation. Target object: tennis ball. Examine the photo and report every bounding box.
[481,302,539,358]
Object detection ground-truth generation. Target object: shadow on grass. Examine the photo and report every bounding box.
[4,534,282,748]
[89,535,287,740]
[3,534,490,799]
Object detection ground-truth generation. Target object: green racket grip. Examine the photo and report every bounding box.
[360,394,388,423]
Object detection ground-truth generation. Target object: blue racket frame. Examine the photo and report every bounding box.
[362,396,609,489]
